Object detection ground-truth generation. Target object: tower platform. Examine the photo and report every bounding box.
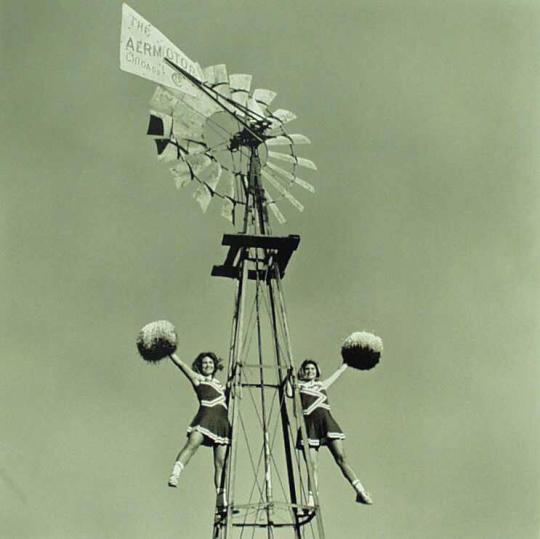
[211,233,300,280]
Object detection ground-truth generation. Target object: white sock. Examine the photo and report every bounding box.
[216,488,228,507]
[170,461,184,478]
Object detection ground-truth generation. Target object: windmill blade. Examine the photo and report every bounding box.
[265,199,287,224]
[268,151,317,170]
[246,95,267,118]
[253,88,277,108]
[291,176,315,193]
[229,74,252,109]
[295,156,317,170]
[229,74,252,92]
[202,160,222,192]
[193,183,212,212]
[202,64,221,85]
[220,169,235,198]
[261,169,304,212]
[272,109,298,126]
[265,133,311,146]
[158,141,180,162]
[153,138,179,162]
[219,169,236,222]
[186,153,212,176]
[177,140,207,155]
[149,86,180,115]
[266,160,294,181]
[170,161,192,188]
[154,138,170,155]
[148,111,173,137]
[176,90,222,119]
[152,76,220,120]
[272,109,297,124]
[266,161,315,193]
[172,107,206,142]
[221,198,234,222]
[203,64,231,99]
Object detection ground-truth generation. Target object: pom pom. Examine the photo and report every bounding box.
[136,320,177,363]
[341,331,383,371]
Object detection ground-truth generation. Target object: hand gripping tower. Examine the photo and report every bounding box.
[121,6,325,538]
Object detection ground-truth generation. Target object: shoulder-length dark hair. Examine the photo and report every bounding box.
[192,352,224,375]
[298,359,321,381]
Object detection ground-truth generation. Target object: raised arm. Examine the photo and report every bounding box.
[224,365,236,397]
[168,353,202,387]
[284,371,295,398]
[319,363,348,390]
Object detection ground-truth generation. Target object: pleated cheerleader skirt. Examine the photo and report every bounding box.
[296,407,345,449]
[187,405,231,447]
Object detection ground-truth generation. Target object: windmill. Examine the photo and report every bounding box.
[145,59,316,226]
[121,5,325,538]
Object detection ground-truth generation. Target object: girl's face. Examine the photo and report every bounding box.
[302,363,318,381]
[201,356,216,376]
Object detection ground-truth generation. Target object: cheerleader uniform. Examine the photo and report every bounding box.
[187,377,231,447]
[296,380,345,449]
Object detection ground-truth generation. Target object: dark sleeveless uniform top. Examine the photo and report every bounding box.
[298,381,331,415]
[296,380,344,448]
[187,377,231,446]
[194,378,227,410]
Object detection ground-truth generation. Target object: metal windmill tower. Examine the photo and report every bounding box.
[121,5,325,538]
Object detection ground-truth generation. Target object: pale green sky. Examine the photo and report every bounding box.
[1,1,539,538]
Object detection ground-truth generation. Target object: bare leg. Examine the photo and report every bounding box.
[214,444,229,508]
[327,439,358,485]
[327,439,372,504]
[308,447,319,495]
[300,446,319,507]
[175,431,204,466]
[168,431,204,487]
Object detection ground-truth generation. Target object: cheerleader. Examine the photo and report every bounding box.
[295,359,372,506]
[167,351,231,509]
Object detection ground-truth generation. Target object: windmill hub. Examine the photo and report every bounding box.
[228,119,271,152]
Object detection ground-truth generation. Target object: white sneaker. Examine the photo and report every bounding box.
[354,482,373,505]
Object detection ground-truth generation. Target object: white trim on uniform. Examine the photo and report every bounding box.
[298,382,331,416]
[201,379,226,392]
[297,432,346,448]
[200,395,227,409]
[187,425,230,445]
[326,432,346,439]
[198,379,228,409]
